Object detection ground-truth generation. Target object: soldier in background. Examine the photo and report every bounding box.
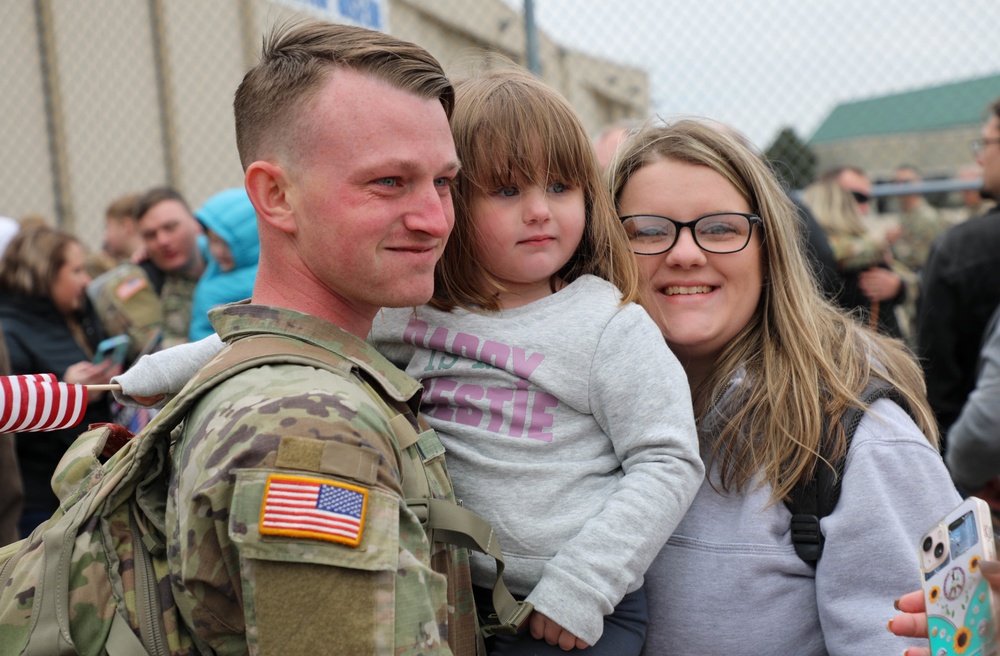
[161,20,478,654]
[956,163,995,222]
[890,165,949,273]
[101,193,145,264]
[133,187,205,349]
[90,186,205,361]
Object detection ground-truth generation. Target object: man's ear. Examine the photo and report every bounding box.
[245,161,296,235]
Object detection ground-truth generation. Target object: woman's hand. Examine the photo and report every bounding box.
[888,559,1000,656]
[64,359,123,400]
[887,590,929,656]
[529,611,589,651]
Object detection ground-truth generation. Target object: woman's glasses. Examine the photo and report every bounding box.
[620,212,763,255]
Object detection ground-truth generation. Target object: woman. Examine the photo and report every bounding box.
[802,177,906,337]
[608,120,959,654]
[0,224,120,536]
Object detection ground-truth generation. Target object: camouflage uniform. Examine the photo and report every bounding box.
[891,200,949,272]
[167,302,478,656]
[159,274,198,349]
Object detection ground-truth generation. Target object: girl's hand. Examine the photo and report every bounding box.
[528,611,589,651]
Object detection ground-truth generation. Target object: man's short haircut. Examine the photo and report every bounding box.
[105,193,141,224]
[233,20,454,170]
[134,186,191,222]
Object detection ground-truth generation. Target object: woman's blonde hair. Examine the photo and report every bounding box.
[431,66,640,312]
[609,119,937,503]
[802,179,868,237]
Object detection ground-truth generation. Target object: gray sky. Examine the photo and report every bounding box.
[522,0,1000,148]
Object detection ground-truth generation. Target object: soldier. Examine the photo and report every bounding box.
[890,165,949,273]
[163,20,478,655]
[134,187,205,348]
[88,188,204,361]
[101,192,144,263]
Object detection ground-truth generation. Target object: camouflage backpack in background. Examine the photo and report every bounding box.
[87,264,164,365]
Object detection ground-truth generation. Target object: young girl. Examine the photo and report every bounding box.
[115,68,702,654]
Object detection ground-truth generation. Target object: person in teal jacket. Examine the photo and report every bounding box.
[188,188,260,341]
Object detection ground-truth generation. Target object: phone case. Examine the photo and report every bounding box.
[919,497,998,656]
[94,334,130,365]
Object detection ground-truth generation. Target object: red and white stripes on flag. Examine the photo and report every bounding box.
[0,373,88,432]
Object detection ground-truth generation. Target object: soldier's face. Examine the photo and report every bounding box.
[138,200,203,276]
[280,70,458,319]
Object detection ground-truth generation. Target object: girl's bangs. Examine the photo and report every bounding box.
[464,94,593,193]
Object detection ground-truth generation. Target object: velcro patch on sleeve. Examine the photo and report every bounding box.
[259,474,368,547]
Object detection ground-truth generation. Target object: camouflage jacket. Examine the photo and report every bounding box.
[159,274,198,349]
[168,302,478,656]
[891,200,949,271]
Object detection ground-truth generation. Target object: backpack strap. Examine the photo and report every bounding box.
[788,379,913,565]
[364,382,532,637]
[212,335,532,637]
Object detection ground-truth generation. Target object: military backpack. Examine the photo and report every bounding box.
[0,335,528,655]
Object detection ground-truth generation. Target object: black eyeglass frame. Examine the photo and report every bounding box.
[619,212,763,255]
[850,190,871,205]
[971,137,1000,156]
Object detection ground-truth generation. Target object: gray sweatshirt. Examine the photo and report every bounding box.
[641,386,961,655]
[371,275,703,645]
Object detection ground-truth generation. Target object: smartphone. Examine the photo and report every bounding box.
[919,496,998,656]
[93,334,131,366]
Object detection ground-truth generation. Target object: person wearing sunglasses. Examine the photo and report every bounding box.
[803,170,907,339]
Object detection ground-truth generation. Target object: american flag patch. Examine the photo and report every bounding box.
[115,275,147,301]
[259,474,367,547]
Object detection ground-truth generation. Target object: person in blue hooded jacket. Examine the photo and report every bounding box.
[188,188,260,341]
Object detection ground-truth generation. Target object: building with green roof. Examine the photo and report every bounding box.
[810,73,1000,178]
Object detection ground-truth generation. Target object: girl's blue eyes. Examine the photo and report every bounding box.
[494,183,570,196]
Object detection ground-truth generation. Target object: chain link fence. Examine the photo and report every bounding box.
[2,0,998,249]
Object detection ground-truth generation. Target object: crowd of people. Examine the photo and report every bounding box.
[0,18,998,656]
[0,184,259,540]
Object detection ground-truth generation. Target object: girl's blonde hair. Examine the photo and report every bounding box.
[609,119,937,504]
[431,66,640,312]
[802,179,869,238]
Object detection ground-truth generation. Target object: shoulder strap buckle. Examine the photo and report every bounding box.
[790,513,823,563]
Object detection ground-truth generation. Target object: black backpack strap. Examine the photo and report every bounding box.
[788,379,912,565]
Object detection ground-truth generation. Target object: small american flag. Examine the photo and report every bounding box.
[259,474,367,547]
[0,373,88,432]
